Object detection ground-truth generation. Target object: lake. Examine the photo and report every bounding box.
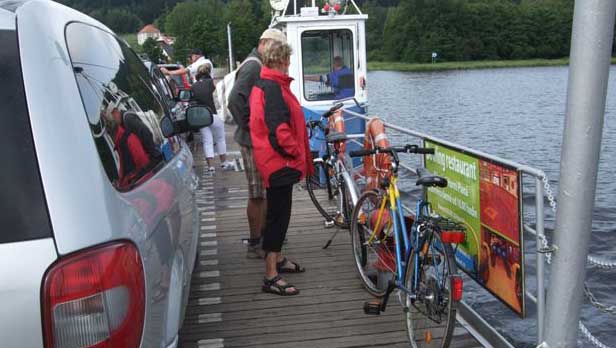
[367,66,615,347]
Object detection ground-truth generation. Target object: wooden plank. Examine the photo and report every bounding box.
[179,133,482,348]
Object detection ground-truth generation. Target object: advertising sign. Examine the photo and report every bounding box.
[424,140,525,316]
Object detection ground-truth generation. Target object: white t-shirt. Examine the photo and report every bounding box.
[187,56,214,80]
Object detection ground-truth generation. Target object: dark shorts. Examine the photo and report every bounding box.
[240,145,265,199]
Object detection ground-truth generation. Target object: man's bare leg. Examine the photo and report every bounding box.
[247,197,266,239]
[246,197,266,258]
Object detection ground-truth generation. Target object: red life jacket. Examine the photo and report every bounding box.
[249,66,313,188]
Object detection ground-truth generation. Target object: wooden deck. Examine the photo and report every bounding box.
[179,134,483,348]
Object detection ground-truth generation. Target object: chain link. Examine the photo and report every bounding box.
[539,174,616,269]
[538,174,557,264]
[584,283,616,315]
[537,233,553,264]
[536,322,612,348]
[579,321,612,348]
[587,255,616,269]
[542,174,558,213]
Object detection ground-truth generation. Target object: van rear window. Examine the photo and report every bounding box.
[0,29,52,244]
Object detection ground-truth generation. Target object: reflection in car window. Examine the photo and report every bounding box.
[302,29,355,101]
[66,23,166,190]
[0,29,52,244]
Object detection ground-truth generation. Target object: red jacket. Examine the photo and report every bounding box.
[114,125,151,188]
[249,66,313,188]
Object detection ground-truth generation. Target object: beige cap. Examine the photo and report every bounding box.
[260,28,286,43]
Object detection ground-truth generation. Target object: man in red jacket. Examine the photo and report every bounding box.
[249,40,313,296]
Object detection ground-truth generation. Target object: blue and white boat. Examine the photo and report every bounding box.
[268,0,368,152]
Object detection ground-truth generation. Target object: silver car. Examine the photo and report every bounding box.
[0,1,211,347]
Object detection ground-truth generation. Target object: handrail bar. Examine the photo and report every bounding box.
[344,109,545,179]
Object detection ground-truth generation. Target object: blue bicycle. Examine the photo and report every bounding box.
[349,145,465,348]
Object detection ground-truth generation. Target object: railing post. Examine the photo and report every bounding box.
[544,0,616,347]
[227,23,234,72]
[535,177,545,343]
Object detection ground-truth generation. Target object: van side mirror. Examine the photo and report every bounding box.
[186,105,213,129]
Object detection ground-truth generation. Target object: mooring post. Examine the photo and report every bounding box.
[543,0,616,347]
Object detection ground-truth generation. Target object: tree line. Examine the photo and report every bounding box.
[366,0,582,63]
[59,0,614,66]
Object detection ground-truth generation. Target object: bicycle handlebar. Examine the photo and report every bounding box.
[349,145,434,158]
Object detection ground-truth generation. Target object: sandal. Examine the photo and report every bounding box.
[277,257,306,273]
[262,275,300,296]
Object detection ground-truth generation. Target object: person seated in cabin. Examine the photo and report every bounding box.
[326,56,355,99]
[304,56,355,99]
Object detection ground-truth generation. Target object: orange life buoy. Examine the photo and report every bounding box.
[328,109,346,156]
[363,117,391,191]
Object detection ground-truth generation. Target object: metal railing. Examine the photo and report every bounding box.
[343,107,616,347]
[343,108,548,348]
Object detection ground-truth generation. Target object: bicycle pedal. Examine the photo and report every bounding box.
[324,220,335,228]
[363,300,382,315]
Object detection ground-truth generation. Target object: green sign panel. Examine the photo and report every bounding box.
[424,140,525,316]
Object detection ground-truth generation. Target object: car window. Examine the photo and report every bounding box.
[301,29,355,101]
[0,29,52,243]
[66,23,168,191]
[152,68,175,102]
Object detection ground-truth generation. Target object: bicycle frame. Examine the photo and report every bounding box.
[368,174,434,299]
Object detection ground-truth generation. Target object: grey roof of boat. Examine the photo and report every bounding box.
[0,0,32,12]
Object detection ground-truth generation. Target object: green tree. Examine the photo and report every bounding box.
[224,0,263,62]
[89,7,144,33]
[142,38,165,63]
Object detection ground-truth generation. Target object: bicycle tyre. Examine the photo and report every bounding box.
[338,178,354,229]
[306,160,345,227]
[403,230,457,348]
[350,190,391,297]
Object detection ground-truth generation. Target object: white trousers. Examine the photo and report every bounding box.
[200,115,226,159]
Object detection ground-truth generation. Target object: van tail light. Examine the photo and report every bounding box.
[42,241,145,348]
[451,275,463,302]
[441,230,465,244]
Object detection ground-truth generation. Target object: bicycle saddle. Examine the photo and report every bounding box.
[326,131,348,143]
[416,168,448,188]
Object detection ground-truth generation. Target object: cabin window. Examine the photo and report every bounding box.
[301,29,355,101]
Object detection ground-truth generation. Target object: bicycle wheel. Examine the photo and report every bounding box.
[350,190,395,297]
[306,160,344,226]
[338,178,354,229]
[403,230,457,348]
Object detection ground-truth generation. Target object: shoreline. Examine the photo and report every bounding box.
[368,58,616,72]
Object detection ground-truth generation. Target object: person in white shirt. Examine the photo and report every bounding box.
[161,48,213,83]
